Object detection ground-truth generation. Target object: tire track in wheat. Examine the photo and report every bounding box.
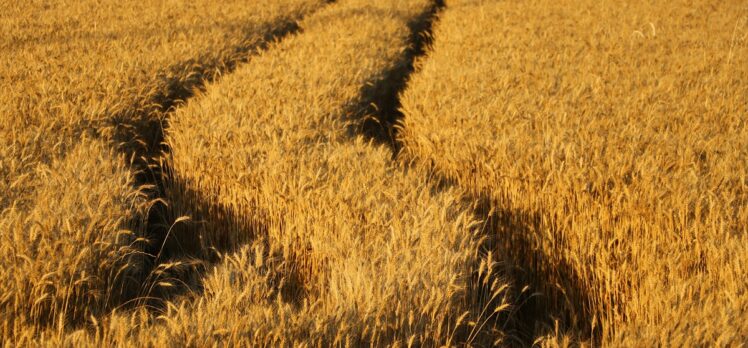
[0,1,326,339]
[353,1,571,345]
[100,2,330,308]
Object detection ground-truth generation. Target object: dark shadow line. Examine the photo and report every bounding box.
[349,0,445,155]
[102,14,317,313]
[474,191,599,345]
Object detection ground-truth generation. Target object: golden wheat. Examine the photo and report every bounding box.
[3,0,514,346]
[1,0,322,342]
[399,0,748,345]
[3,0,746,345]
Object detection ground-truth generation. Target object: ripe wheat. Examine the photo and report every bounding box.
[0,0,322,342]
[399,0,748,345]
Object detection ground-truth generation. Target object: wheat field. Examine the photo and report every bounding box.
[1,0,747,346]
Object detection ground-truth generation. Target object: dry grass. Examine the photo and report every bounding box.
[1,0,322,343]
[399,0,748,345]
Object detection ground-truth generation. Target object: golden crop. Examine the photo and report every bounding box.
[2,0,746,346]
[0,0,322,342]
[399,0,748,345]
